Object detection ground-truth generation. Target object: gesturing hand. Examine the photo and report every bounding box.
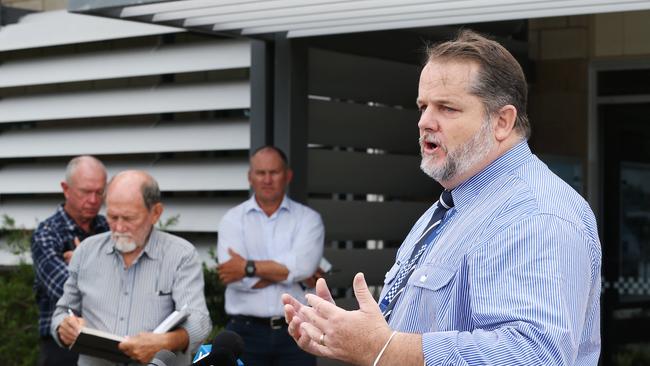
[283,276,335,341]
[288,273,392,365]
[63,237,82,265]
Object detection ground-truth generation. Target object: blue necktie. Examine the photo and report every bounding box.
[379,190,454,320]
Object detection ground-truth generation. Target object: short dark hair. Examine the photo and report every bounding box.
[250,146,289,168]
[425,29,530,139]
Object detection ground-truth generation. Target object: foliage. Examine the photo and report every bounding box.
[0,214,33,255]
[202,247,227,339]
[0,265,39,366]
[0,215,38,366]
[0,265,38,366]
[157,214,181,231]
[615,344,650,366]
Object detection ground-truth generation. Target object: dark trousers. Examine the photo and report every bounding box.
[226,317,316,366]
[38,336,78,366]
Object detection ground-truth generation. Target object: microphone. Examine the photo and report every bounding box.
[193,330,244,366]
[149,349,176,366]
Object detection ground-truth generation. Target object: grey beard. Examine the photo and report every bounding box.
[420,119,494,183]
[112,233,138,253]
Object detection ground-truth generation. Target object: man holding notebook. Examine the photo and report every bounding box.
[51,170,211,365]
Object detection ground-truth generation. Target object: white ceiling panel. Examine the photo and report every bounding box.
[74,0,650,38]
[0,10,183,52]
[120,0,259,18]
[288,0,650,37]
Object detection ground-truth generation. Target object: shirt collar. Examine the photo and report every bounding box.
[451,140,532,210]
[56,203,107,234]
[244,194,292,215]
[56,204,78,232]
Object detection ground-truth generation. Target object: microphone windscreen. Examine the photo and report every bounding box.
[148,349,176,366]
[211,330,244,359]
[193,330,244,366]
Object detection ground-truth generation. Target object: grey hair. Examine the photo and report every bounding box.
[106,170,161,211]
[141,177,161,210]
[64,155,106,184]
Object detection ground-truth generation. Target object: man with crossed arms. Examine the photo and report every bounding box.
[218,146,324,366]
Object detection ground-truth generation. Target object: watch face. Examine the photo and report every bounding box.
[245,261,255,277]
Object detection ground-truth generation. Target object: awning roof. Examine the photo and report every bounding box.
[70,0,650,38]
[0,10,183,52]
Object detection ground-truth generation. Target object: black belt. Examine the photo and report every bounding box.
[231,315,286,329]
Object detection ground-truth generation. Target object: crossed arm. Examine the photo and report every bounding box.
[218,248,289,288]
[216,210,324,289]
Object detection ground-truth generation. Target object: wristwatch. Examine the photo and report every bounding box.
[245,260,256,277]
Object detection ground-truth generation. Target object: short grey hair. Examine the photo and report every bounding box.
[64,155,106,185]
[141,177,161,210]
[107,170,161,211]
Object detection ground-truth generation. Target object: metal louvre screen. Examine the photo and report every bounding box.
[0,11,252,265]
[306,48,438,292]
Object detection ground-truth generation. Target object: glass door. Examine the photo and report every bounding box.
[601,103,650,365]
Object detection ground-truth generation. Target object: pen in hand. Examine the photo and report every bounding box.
[67,309,83,334]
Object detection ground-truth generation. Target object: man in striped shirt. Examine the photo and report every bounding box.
[51,171,211,365]
[283,30,601,365]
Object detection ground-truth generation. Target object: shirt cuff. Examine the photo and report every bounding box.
[422,330,460,365]
[50,312,68,348]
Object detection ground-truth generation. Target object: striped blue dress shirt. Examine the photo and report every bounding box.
[51,229,212,366]
[380,142,601,365]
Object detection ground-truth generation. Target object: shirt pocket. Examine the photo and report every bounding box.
[401,264,457,331]
[409,265,456,291]
[383,261,401,286]
[143,281,175,330]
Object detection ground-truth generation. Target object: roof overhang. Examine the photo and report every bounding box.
[0,9,183,51]
[69,0,650,39]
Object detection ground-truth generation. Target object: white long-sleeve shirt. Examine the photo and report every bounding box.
[217,195,324,317]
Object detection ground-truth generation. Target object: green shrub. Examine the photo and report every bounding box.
[202,246,227,339]
[0,264,39,366]
[0,215,38,366]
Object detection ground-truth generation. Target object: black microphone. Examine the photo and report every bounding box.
[149,349,176,366]
[194,330,244,366]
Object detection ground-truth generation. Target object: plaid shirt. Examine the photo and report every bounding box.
[31,204,109,337]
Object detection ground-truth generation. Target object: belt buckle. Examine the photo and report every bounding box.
[270,316,283,329]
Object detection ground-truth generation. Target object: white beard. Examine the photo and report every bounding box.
[112,233,138,253]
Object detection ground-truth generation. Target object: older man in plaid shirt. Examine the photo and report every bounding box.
[31,155,108,366]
